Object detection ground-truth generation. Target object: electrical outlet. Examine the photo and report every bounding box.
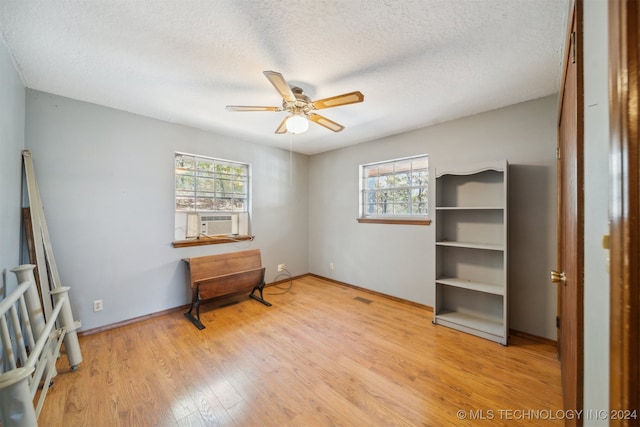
[329,262,334,271]
[278,264,285,272]
[93,299,103,312]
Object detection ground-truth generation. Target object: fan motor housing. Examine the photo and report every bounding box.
[283,87,313,113]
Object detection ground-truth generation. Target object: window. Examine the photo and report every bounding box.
[358,154,430,225]
[175,153,249,212]
[174,153,252,246]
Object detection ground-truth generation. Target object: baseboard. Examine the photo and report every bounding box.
[308,273,434,312]
[310,274,556,346]
[79,273,555,347]
[79,305,187,337]
[79,274,305,337]
[508,328,557,346]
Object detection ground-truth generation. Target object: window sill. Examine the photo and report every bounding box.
[172,235,254,248]
[357,218,431,226]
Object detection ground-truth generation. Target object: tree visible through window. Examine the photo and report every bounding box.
[360,155,429,218]
[175,153,249,213]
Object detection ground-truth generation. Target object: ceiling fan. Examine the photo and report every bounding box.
[225,71,364,134]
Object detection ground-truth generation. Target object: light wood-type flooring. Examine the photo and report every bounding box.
[40,275,562,426]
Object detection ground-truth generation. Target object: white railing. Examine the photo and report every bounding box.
[0,264,79,427]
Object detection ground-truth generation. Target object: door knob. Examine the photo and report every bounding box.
[550,270,566,283]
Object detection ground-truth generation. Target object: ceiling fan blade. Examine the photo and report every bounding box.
[225,105,280,112]
[307,113,345,132]
[311,91,364,110]
[275,116,288,134]
[263,71,296,103]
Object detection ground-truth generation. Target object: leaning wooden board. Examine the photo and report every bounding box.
[183,249,271,329]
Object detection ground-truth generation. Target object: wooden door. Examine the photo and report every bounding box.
[555,0,584,425]
[608,1,640,424]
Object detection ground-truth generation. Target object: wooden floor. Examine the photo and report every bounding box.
[41,275,562,426]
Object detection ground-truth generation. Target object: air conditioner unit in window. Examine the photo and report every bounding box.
[185,213,238,237]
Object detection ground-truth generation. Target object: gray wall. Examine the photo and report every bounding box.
[583,0,610,422]
[22,87,560,339]
[309,95,559,339]
[0,38,25,298]
[25,90,309,331]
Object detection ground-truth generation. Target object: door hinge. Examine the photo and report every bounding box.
[556,147,561,160]
[556,316,560,328]
[571,31,576,64]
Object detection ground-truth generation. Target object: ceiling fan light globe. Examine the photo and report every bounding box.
[286,115,309,134]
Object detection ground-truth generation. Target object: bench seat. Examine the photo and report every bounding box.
[183,249,270,329]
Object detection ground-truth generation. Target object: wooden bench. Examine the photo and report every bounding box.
[183,249,271,329]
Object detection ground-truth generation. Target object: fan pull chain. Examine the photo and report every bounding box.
[289,132,293,185]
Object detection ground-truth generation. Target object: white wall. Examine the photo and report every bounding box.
[25,90,309,331]
[583,0,610,422]
[309,95,558,339]
[0,38,25,298]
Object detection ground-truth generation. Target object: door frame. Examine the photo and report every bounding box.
[608,0,640,423]
[556,0,584,423]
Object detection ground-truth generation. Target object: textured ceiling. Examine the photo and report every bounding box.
[0,0,568,155]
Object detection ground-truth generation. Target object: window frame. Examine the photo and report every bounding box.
[173,152,253,247]
[358,154,431,226]
[175,152,251,214]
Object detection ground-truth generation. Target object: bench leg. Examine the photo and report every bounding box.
[184,291,206,330]
[249,281,272,307]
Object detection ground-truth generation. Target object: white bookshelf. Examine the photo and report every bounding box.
[433,160,508,345]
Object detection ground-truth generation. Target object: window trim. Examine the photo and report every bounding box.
[172,235,254,248]
[358,154,431,225]
[173,152,253,246]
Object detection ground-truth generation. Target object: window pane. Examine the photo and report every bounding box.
[394,173,409,187]
[412,188,428,214]
[412,202,428,214]
[394,160,412,174]
[196,197,215,210]
[216,162,231,172]
[412,170,428,185]
[176,175,195,191]
[365,165,379,178]
[176,197,195,211]
[196,177,214,192]
[366,176,377,189]
[233,180,246,193]
[378,164,394,176]
[375,190,390,204]
[377,175,390,188]
[232,165,247,176]
[213,198,232,210]
[197,160,214,176]
[411,187,426,199]
[215,178,231,189]
[412,157,428,171]
[394,189,410,203]
[394,203,410,215]
[175,153,249,213]
[176,156,195,170]
[359,154,428,218]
